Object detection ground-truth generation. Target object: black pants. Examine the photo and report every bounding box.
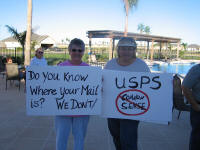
[190,109,200,150]
[108,118,139,150]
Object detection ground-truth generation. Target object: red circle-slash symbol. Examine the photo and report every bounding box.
[115,89,150,116]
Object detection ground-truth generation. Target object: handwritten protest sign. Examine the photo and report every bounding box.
[102,70,173,124]
[26,66,102,115]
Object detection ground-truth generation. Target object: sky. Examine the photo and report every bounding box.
[0,0,200,44]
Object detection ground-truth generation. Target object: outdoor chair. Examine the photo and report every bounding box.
[173,74,191,119]
[0,58,6,78]
[5,63,22,91]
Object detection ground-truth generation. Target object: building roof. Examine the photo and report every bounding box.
[0,42,6,47]
[188,44,200,49]
[1,33,48,43]
[87,30,181,43]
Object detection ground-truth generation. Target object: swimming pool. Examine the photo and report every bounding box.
[151,62,197,75]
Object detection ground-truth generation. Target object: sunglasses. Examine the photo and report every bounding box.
[71,49,83,53]
[118,46,136,51]
[38,51,44,54]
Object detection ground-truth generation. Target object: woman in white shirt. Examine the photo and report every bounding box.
[30,47,47,66]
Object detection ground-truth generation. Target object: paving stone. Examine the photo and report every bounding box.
[0,77,192,150]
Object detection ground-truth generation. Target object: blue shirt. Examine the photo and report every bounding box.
[182,64,200,102]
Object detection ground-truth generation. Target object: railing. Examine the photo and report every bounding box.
[1,47,200,62]
[0,47,22,58]
[89,62,106,69]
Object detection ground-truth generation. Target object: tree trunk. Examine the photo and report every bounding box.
[25,0,32,66]
[124,14,128,37]
[124,0,129,37]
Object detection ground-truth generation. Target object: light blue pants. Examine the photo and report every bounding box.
[55,116,89,150]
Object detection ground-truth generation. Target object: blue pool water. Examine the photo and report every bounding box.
[151,62,198,75]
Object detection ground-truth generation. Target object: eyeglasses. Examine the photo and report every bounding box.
[71,49,83,53]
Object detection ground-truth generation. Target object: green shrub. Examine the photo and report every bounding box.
[179,50,185,58]
[47,58,67,66]
[82,54,89,63]
[0,56,7,64]
[96,53,109,62]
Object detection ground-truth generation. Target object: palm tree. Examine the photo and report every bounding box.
[123,0,138,36]
[181,42,188,51]
[137,23,144,34]
[66,37,70,44]
[25,0,32,66]
[144,26,151,34]
[5,25,26,60]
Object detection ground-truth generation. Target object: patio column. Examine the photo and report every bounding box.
[176,41,180,59]
[109,38,113,60]
[89,34,92,63]
[147,41,150,60]
[112,38,115,59]
[150,40,155,61]
[159,42,162,60]
[165,42,168,60]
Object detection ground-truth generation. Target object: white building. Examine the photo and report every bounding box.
[187,44,200,51]
[0,33,56,49]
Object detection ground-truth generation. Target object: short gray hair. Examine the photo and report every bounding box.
[68,38,85,51]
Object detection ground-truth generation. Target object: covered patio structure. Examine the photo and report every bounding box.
[87,30,181,61]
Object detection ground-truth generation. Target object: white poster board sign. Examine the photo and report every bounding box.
[26,66,102,116]
[102,70,173,124]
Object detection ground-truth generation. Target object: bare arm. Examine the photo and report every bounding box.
[182,85,200,112]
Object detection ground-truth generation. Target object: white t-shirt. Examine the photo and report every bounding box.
[104,58,150,72]
[30,56,47,66]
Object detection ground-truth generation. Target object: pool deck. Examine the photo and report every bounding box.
[0,71,192,150]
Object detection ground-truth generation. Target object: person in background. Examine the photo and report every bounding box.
[182,64,200,150]
[55,38,89,150]
[6,57,13,63]
[104,37,150,150]
[30,47,47,66]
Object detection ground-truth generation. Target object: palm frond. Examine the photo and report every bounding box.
[122,0,138,15]
[144,26,151,34]
[5,25,20,40]
[137,23,145,32]
[19,31,27,46]
[128,0,138,9]
[5,25,27,47]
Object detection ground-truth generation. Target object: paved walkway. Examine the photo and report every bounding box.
[0,76,191,150]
